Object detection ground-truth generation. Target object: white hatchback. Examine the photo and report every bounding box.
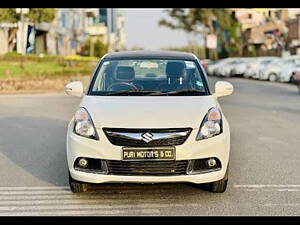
[65,51,233,193]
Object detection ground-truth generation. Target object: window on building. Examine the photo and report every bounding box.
[61,12,66,28]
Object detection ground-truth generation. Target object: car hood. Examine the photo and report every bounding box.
[266,65,281,72]
[80,95,218,129]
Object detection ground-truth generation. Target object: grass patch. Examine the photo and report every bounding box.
[0,55,98,79]
[0,54,98,93]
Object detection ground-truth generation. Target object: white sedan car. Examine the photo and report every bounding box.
[278,64,300,82]
[65,51,233,193]
[250,57,279,79]
[259,56,300,82]
[231,58,256,76]
[207,58,232,76]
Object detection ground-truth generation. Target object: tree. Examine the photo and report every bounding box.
[0,8,56,60]
[0,8,20,23]
[0,8,56,24]
[26,8,56,24]
[159,8,242,59]
[84,37,108,58]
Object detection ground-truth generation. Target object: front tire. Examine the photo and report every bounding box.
[269,73,277,82]
[69,172,89,193]
[207,167,228,193]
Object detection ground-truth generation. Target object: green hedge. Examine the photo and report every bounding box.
[0,53,99,79]
[0,52,99,63]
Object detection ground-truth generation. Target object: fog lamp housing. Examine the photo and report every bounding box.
[186,158,221,175]
[74,157,108,174]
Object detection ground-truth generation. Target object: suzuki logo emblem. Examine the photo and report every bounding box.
[141,132,154,143]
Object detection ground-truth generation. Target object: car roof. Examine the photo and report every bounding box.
[102,50,197,60]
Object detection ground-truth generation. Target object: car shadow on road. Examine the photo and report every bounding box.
[84,182,221,202]
[0,116,70,186]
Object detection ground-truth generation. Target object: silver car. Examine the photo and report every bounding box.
[207,58,234,76]
[259,56,300,82]
[278,63,300,82]
[231,58,256,76]
[245,57,279,79]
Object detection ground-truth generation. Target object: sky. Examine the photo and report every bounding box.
[122,8,204,50]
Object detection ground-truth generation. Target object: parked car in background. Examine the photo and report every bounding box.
[258,56,300,82]
[207,58,232,76]
[200,59,212,72]
[206,60,219,75]
[218,58,246,77]
[243,57,260,79]
[278,63,300,83]
[206,54,300,84]
[248,57,279,79]
[231,58,256,77]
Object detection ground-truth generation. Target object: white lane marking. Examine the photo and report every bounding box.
[234,185,300,191]
[0,186,69,191]
[0,199,185,206]
[2,185,300,189]
[0,190,71,195]
[0,208,161,216]
[277,189,300,192]
[234,185,300,188]
[0,199,140,205]
[0,203,198,213]
[0,189,190,195]
[0,184,299,197]
[264,203,300,207]
[140,209,161,214]
[0,210,123,216]
[0,194,170,200]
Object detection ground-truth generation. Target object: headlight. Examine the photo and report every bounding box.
[196,107,222,140]
[73,107,99,140]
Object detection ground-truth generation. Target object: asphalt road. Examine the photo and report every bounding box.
[0,77,299,216]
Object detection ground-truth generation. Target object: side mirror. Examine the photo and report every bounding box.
[65,81,83,97]
[214,81,233,97]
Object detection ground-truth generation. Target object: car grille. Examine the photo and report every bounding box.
[103,128,192,147]
[106,160,188,176]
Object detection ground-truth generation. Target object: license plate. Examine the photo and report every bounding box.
[122,147,176,161]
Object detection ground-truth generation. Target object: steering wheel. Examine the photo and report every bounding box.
[107,82,138,91]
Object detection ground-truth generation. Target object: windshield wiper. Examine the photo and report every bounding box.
[105,90,164,96]
[149,90,205,96]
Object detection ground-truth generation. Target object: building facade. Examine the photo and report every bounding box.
[231,8,292,56]
[0,8,126,56]
[99,8,126,51]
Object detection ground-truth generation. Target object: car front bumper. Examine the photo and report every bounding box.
[278,75,291,82]
[69,168,227,184]
[66,119,230,184]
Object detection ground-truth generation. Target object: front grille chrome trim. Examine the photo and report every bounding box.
[105,130,190,141]
[103,128,192,147]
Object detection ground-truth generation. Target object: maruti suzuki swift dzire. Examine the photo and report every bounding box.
[65,51,233,193]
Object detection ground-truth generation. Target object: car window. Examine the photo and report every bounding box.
[260,60,273,65]
[89,59,208,96]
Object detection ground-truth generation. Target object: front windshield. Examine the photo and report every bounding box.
[89,59,208,96]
